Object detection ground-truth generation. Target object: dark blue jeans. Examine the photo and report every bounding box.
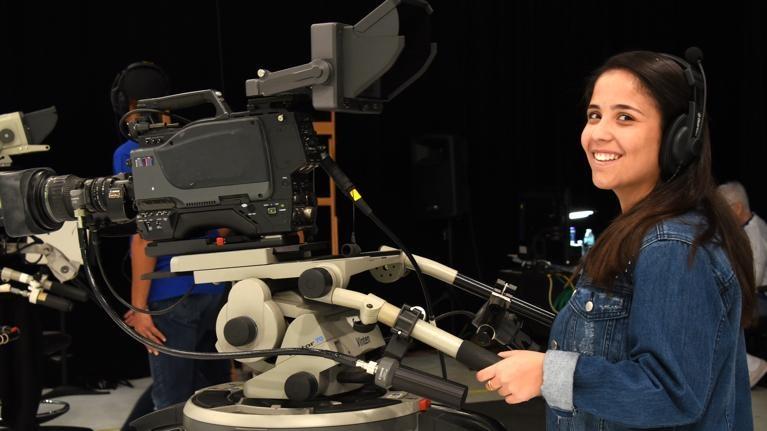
[148,293,230,409]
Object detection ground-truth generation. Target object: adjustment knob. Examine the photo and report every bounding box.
[223,316,258,347]
[298,268,333,298]
[284,372,319,401]
[0,128,15,144]
[475,325,496,346]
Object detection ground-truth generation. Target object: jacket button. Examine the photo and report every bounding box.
[585,301,594,312]
[550,339,558,350]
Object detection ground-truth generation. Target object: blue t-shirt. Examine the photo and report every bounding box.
[113,139,139,175]
[113,140,225,302]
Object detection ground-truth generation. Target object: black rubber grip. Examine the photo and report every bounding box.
[319,156,373,216]
[391,364,467,409]
[38,294,73,312]
[319,156,353,192]
[48,282,89,302]
[456,341,500,371]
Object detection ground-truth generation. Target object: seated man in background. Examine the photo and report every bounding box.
[718,181,767,387]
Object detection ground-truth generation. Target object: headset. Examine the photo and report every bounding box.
[657,47,707,181]
[110,61,170,116]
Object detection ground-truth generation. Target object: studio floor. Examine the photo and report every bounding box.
[43,353,767,430]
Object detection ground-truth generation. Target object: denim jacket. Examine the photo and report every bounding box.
[542,212,753,430]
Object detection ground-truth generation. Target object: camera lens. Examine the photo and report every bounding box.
[0,168,133,237]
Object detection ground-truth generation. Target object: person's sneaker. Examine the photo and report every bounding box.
[748,354,767,388]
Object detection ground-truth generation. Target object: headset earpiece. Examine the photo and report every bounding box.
[662,114,690,177]
[658,49,707,181]
[109,61,170,117]
[110,70,128,116]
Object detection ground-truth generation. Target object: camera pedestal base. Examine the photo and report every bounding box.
[131,382,422,431]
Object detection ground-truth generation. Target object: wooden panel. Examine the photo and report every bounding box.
[313,113,338,254]
[312,121,334,135]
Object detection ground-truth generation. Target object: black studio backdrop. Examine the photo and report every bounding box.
[0,0,765,381]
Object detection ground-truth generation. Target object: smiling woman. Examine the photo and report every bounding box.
[476,50,756,431]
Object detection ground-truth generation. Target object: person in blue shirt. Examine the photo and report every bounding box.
[477,51,755,430]
[110,62,230,415]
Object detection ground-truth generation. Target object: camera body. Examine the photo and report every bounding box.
[129,105,322,242]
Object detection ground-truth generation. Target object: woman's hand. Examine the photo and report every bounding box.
[476,350,545,404]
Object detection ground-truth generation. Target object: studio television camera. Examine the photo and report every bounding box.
[0,90,324,258]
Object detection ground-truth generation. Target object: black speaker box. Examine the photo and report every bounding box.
[411,134,469,220]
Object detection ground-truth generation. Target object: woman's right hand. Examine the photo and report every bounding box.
[123,310,166,356]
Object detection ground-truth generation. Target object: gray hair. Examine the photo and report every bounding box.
[717,181,750,212]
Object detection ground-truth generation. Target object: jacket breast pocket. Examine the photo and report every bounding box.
[563,286,631,361]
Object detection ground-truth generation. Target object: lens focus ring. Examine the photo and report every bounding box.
[44,175,84,222]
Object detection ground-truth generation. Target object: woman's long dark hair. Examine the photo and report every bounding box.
[581,51,755,327]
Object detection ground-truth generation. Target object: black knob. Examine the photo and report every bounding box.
[298,268,333,298]
[352,319,377,333]
[341,243,362,257]
[223,316,258,347]
[284,372,319,401]
[475,325,495,346]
